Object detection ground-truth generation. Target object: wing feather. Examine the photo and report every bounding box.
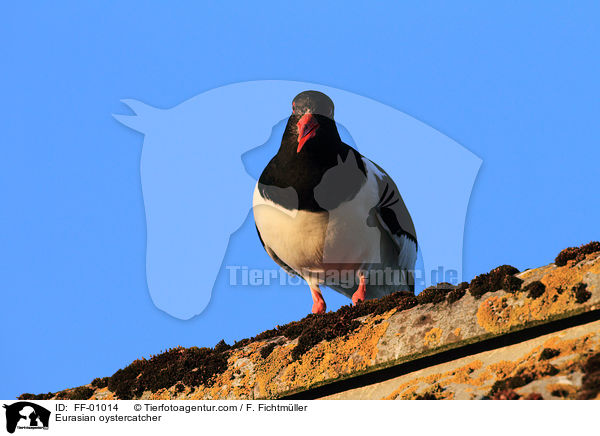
[364,158,418,267]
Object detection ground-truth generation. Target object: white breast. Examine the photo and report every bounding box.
[253,174,385,280]
[253,184,328,275]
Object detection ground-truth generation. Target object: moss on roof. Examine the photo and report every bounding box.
[19,244,600,401]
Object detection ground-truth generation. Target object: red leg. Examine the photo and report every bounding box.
[310,286,327,314]
[352,275,366,306]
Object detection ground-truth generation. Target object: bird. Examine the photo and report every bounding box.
[253,90,417,314]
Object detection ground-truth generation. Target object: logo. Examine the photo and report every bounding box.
[3,402,50,434]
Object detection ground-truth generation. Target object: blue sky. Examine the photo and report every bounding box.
[1,2,599,399]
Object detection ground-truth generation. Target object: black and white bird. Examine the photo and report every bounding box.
[253,91,417,314]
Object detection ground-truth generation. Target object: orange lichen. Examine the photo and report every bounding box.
[90,387,113,400]
[383,328,599,400]
[477,259,599,333]
[276,318,389,395]
[487,361,517,379]
[396,385,419,400]
[424,328,443,347]
[546,383,577,398]
[148,388,171,400]
[186,315,392,400]
[385,359,484,400]
[36,250,600,401]
[541,253,600,291]
[477,289,576,333]
[100,393,115,400]
[444,360,483,385]
[416,384,454,400]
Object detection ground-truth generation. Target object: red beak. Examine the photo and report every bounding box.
[296,113,319,153]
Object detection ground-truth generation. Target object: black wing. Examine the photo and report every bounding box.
[369,160,417,246]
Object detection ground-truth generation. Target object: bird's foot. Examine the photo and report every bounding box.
[312,299,327,314]
[310,286,327,314]
[352,275,367,306]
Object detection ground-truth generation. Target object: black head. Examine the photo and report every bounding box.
[288,91,337,153]
[292,90,334,119]
[260,90,364,211]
